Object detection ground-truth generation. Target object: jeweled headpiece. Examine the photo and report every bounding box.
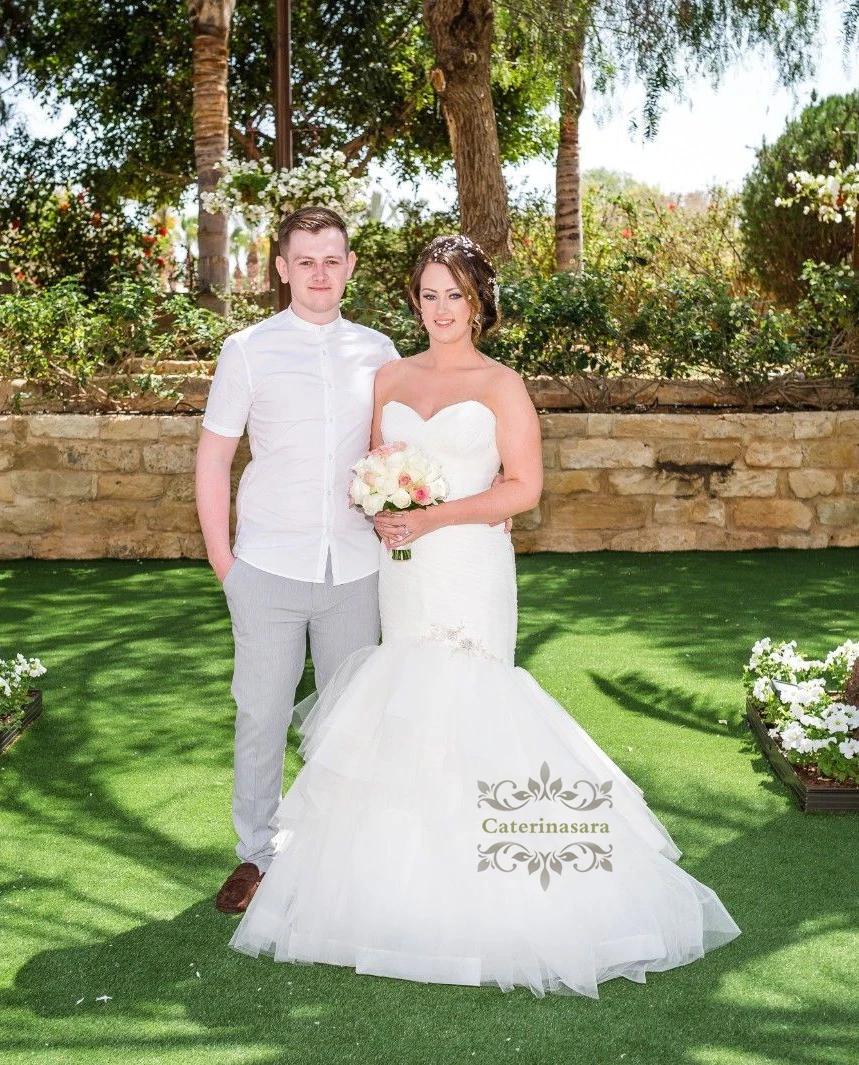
[427,234,499,307]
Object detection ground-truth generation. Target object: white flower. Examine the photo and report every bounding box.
[838,737,859,759]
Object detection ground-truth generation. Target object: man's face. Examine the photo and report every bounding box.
[275,227,356,323]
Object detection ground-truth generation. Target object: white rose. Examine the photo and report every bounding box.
[391,488,411,509]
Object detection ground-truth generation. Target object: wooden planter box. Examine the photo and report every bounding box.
[0,689,43,754]
[746,699,859,812]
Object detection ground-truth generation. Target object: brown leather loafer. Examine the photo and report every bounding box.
[215,862,265,914]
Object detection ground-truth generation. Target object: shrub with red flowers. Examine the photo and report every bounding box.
[0,181,158,294]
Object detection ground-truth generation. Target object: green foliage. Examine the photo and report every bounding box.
[0,180,161,295]
[0,0,556,208]
[0,275,267,391]
[740,92,857,304]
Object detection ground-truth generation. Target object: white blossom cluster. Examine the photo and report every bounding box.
[201,149,367,235]
[775,161,859,224]
[349,443,448,518]
[746,636,859,778]
[0,652,47,717]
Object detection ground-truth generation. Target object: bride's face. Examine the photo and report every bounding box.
[418,262,474,345]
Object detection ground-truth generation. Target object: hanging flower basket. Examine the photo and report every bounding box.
[0,689,43,755]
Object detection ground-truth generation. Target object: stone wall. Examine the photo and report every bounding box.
[1,411,858,559]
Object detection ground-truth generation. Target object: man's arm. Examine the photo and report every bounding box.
[195,427,241,582]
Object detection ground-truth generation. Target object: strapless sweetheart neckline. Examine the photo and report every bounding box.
[382,398,496,424]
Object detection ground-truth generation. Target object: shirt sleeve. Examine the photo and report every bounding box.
[383,338,402,363]
[201,335,252,438]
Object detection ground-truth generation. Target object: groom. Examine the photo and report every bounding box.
[195,206,400,913]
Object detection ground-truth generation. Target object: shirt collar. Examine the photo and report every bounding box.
[284,304,343,336]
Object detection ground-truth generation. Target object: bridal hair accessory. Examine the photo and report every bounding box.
[349,441,449,560]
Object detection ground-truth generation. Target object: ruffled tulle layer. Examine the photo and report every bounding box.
[229,641,740,998]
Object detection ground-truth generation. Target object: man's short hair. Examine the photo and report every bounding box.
[277,206,350,257]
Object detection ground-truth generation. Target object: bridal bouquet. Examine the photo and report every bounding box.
[349,443,447,560]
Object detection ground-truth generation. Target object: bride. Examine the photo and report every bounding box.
[229,234,741,998]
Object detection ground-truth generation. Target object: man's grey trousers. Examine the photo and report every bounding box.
[222,552,380,871]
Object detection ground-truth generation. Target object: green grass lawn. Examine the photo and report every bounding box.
[1,551,858,1065]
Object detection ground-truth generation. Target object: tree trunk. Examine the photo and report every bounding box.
[555,24,586,272]
[424,0,512,261]
[188,0,234,314]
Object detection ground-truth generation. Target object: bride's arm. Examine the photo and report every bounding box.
[377,370,542,546]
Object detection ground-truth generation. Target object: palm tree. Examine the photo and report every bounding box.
[187,0,234,313]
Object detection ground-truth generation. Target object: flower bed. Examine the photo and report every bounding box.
[0,653,47,754]
[744,638,859,810]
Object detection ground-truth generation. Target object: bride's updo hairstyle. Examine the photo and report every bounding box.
[407,234,500,341]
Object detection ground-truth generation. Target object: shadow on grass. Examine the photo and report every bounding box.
[4,794,859,1065]
[2,555,859,1064]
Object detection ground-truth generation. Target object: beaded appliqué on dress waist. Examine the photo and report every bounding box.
[420,624,501,663]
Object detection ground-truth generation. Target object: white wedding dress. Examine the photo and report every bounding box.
[229,399,741,997]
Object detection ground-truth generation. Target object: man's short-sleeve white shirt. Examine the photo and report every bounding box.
[202,305,400,584]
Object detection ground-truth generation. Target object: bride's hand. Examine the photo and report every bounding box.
[374,506,440,549]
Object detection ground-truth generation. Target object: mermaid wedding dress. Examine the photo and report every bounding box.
[229,398,741,997]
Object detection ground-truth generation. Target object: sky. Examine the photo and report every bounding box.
[14,0,858,211]
[371,0,858,209]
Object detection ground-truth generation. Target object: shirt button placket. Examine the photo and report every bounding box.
[321,335,333,574]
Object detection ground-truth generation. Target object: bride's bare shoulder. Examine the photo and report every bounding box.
[483,358,530,404]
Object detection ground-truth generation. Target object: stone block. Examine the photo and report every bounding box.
[710,469,779,497]
[97,474,167,500]
[656,441,741,468]
[745,441,803,468]
[732,499,813,531]
[695,527,773,550]
[512,505,542,532]
[0,501,59,535]
[542,441,558,470]
[835,411,859,438]
[34,534,108,558]
[551,497,648,529]
[611,527,697,551]
[653,498,725,526]
[816,499,859,528]
[28,415,100,439]
[777,532,830,549]
[62,443,142,473]
[11,470,97,500]
[99,415,161,440]
[177,533,208,558]
[0,415,29,442]
[106,533,183,558]
[0,449,14,472]
[159,417,201,439]
[829,529,859,547]
[802,440,859,468]
[164,475,197,502]
[608,468,703,497]
[586,414,615,437]
[843,471,859,494]
[11,444,61,470]
[142,443,197,474]
[792,412,835,439]
[612,414,701,439]
[787,469,837,499]
[57,501,143,535]
[559,438,655,469]
[0,475,14,503]
[530,529,609,552]
[542,470,602,494]
[538,414,588,439]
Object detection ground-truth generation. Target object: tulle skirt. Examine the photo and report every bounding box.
[229,640,741,998]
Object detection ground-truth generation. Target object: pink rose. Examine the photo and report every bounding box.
[411,485,431,505]
[369,441,407,458]
[398,472,412,488]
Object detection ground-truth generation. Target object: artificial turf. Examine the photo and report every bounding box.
[1,551,858,1065]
